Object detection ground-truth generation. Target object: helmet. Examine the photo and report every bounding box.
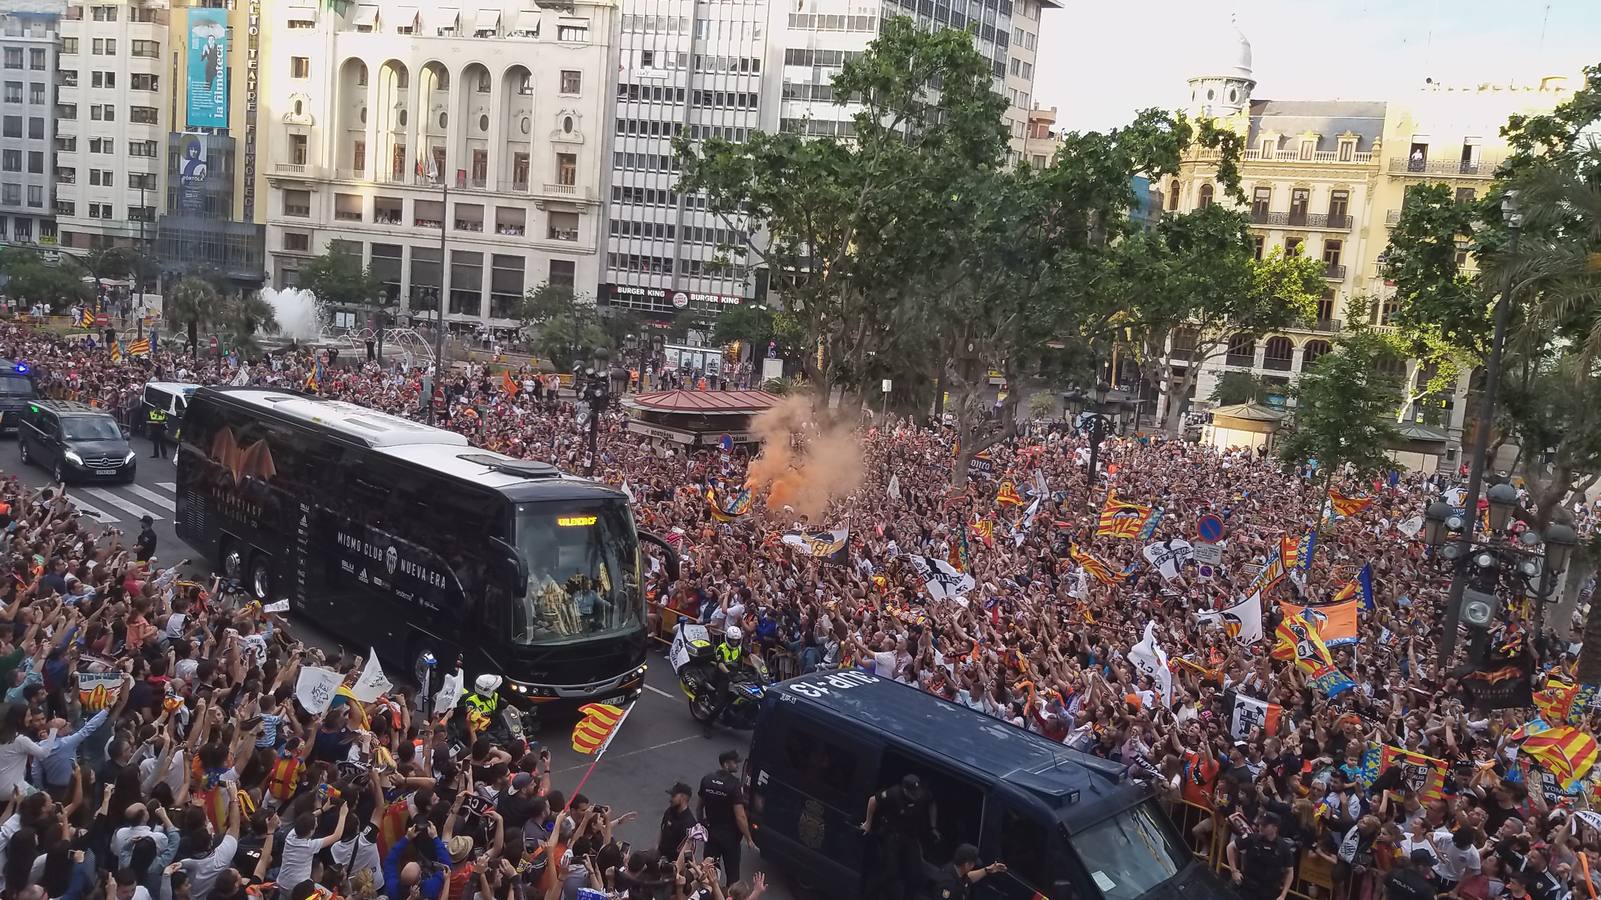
[475,674,503,695]
[724,626,743,643]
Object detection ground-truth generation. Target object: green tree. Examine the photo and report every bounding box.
[0,250,92,312]
[709,304,775,350]
[1209,370,1271,406]
[298,245,382,310]
[675,17,1008,401]
[164,276,222,353]
[221,291,278,355]
[520,283,610,367]
[1276,332,1404,476]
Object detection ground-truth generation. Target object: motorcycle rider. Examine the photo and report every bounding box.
[707,625,752,718]
[461,674,522,749]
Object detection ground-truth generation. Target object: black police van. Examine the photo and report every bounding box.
[18,400,136,483]
[746,671,1231,900]
[0,359,39,432]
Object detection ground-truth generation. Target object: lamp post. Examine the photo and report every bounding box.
[431,183,449,425]
[582,347,612,478]
[1422,475,1576,667]
[1069,381,1115,508]
[1438,190,1523,661]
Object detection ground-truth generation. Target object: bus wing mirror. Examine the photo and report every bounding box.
[488,537,528,594]
[638,531,680,582]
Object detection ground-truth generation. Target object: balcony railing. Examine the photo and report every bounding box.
[1324,263,1347,279]
[1237,148,1374,164]
[275,163,311,176]
[545,181,576,195]
[454,219,484,232]
[1388,156,1500,177]
[1310,318,1342,334]
[469,176,487,188]
[334,210,362,222]
[548,228,579,241]
[1225,352,1255,368]
[284,204,311,217]
[1262,356,1293,372]
[1248,210,1353,230]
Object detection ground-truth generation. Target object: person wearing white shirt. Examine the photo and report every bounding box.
[1430,827,1483,888]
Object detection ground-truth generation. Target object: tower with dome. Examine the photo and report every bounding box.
[1185,15,1256,129]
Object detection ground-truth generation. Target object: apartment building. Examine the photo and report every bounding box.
[599,0,769,316]
[53,0,166,252]
[1159,16,1578,464]
[0,0,61,246]
[262,0,616,331]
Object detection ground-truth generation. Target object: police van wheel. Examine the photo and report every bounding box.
[248,553,272,601]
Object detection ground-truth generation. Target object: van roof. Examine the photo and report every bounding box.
[771,672,1137,818]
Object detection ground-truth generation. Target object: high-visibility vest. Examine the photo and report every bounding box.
[148,409,168,424]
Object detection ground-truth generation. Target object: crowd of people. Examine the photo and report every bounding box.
[3,318,1601,900]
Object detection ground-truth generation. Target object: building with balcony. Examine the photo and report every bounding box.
[53,0,167,254]
[1022,103,1057,169]
[262,0,615,332]
[0,0,61,247]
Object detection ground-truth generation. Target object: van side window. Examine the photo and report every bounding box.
[998,804,1049,890]
[781,727,859,810]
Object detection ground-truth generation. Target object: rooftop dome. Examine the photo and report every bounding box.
[1190,14,1253,82]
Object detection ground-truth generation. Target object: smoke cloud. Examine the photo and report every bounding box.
[746,395,863,522]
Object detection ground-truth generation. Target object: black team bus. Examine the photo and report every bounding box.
[175,387,676,714]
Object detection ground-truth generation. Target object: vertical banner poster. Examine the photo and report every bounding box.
[178,135,209,211]
[186,8,229,128]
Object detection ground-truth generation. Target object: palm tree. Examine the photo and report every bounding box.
[165,276,221,354]
[221,291,279,355]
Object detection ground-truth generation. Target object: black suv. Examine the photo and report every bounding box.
[18,401,136,483]
[0,358,39,433]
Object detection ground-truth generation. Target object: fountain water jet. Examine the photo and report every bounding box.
[260,287,324,341]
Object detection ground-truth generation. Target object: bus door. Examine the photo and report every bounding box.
[974,788,1060,900]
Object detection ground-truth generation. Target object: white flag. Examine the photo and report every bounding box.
[1196,591,1264,645]
[1031,469,1049,499]
[351,648,392,703]
[295,666,344,715]
[1230,694,1281,740]
[1141,539,1194,581]
[905,555,975,602]
[1397,515,1424,538]
[620,480,635,503]
[887,474,901,500]
[1127,622,1173,706]
[434,668,465,713]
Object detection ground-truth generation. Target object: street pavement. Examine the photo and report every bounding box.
[0,430,803,897]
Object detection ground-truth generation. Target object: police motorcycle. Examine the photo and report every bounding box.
[671,620,768,728]
[417,654,534,755]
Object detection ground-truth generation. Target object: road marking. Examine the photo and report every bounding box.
[156,482,177,492]
[82,488,164,521]
[554,733,702,775]
[644,683,674,700]
[67,498,118,524]
[126,484,176,510]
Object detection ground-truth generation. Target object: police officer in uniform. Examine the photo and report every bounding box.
[861,774,936,900]
[698,749,753,884]
[930,845,1006,900]
[1227,813,1296,900]
[147,405,169,458]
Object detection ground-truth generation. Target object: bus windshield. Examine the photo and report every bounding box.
[511,501,641,644]
[1068,801,1186,900]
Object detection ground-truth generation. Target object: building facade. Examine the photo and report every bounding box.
[0,0,62,247]
[1157,19,1574,462]
[262,0,615,332]
[53,0,166,253]
[597,0,1056,320]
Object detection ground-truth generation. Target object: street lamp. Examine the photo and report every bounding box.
[1068,380,1115,506]
[582,347,612,478]
[1438,189,1523,661]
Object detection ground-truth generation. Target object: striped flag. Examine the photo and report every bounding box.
[1331,562,1376,611]
[1069,545,1132,585]
[1521,725,1599,790]
[1292,527,1318,571]
[1096,495,1154,539]
[501,370,519,396]
[1532,680,1582,730]
[571,702,630,755]
[109,340,123,363]
[79,307,94,328]
[1246,540,1288,597]
[127,338,151,357]
[1327,489,1374,520]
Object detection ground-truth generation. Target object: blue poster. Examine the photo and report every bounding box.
[185,8,228,128]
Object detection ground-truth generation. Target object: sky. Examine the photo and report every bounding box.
[1035,0,1601,134]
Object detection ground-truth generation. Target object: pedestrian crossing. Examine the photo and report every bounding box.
[65,480,177,525]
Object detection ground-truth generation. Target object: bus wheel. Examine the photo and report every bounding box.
[248,553,272,601]
[221,541,245,580]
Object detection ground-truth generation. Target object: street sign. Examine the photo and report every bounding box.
[1197,564,1215,580]
[1192,543,1224,566]
[719,434,733,451]
[94,314,108,327]
[1196,514,1224,543]
[209,335,219,351]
